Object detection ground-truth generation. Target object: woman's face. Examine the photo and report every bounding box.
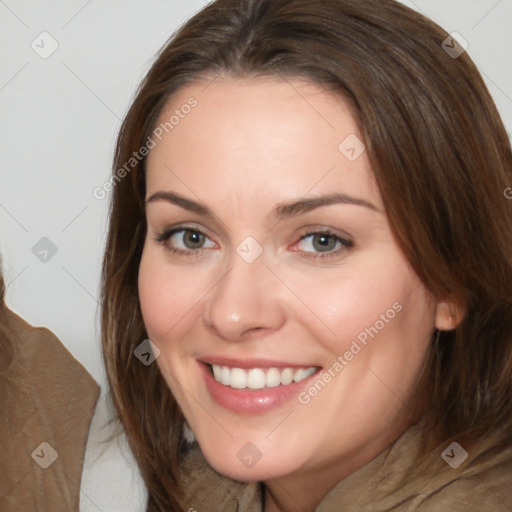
[139,76,438,483]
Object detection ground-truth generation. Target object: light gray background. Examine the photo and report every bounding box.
[1,0,511,390]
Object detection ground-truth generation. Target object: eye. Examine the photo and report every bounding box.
[154,226,216,258]
[292,229,353,260]
[154,225,353,261]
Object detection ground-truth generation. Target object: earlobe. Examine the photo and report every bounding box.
[435,301,464,331]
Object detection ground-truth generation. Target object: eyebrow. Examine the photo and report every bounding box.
[145,190,379,220]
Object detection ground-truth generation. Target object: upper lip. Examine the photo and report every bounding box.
[200,356,320,369]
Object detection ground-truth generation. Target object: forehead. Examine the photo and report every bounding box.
[145,76,382,210]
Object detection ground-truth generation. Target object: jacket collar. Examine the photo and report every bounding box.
[182,420,512,511]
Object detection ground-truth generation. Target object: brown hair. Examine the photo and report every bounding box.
[101,0,512,509]
[0,265,16,376]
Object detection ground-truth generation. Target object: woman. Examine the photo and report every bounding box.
[101,0,512,510]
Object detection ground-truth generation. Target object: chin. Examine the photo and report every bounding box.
[198,437,302,483]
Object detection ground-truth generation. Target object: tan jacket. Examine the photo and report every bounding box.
[182,421,512,511]
[0,308,100,511]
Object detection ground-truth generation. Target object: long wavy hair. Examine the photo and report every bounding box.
[0,265,16,377]
[101,0,512,509]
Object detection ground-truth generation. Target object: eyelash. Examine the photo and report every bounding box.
[154,225,354,261]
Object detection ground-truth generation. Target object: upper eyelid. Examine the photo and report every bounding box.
[156,223,351,236]
[296,226,352,239]
[161,224,216,242]
[292,230,353,252]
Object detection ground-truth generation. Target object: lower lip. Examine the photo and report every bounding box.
[199,362,320,414]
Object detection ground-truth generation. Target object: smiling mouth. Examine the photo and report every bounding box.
[208,364,319,390]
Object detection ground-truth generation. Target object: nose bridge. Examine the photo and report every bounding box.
[202,248,285,341]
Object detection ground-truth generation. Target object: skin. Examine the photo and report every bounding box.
[138,76,459,512]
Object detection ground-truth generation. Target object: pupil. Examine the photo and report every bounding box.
[314,234,334,252]
[186,231,203,248]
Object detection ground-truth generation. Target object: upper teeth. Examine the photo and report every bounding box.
[211,364,316,390]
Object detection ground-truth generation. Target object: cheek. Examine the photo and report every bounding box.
[284,258,416,353]
[138,247,203,340]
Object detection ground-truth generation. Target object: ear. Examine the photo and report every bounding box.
[435,301,465,331]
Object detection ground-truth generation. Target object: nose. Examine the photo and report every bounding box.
[201,252,286,342]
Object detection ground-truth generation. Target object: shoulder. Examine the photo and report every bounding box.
[317,421,512,512]
[4,307,100,430]
[416,449,512,512]
[181,444,262,512]
[0,307,100,511]
[9,308,97,386]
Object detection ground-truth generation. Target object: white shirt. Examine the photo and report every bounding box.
[80,393,148,511]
